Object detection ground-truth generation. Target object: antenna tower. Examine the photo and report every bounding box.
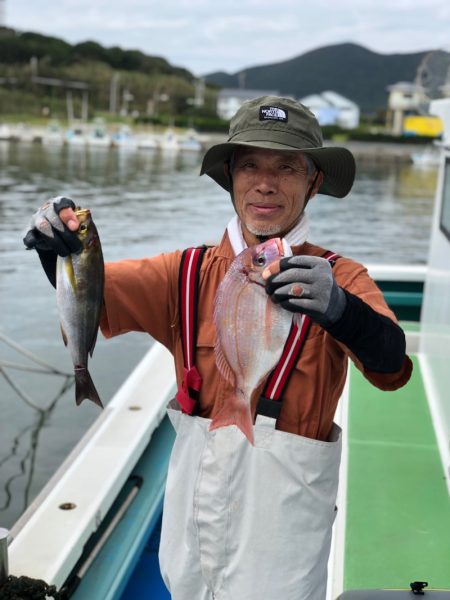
[415,50,450,101]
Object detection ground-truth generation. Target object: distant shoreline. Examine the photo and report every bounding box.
[203,135,436,163]
[0,125,437,164]
[336,140,435,163]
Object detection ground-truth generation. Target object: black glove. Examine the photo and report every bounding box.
[23,196,82,256]
[265,255,347,327]
[23,196,82,287]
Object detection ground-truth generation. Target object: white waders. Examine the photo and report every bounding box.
[159,409,341,600]
[162,247,343,599]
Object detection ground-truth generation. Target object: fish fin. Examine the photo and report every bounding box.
[64,255,77,292]
[209,394,254,445]
[60,324,68,347]
[214,338,235,386]
[75,368,103,408]
[89,327,99,358]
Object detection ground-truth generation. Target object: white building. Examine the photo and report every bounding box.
[386,82,426,135]
[299,91,360,129]
[217,88,279,120]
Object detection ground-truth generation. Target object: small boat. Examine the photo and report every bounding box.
[111,126,138,151]
[65,126,88,146]
[0,123,13,141]
[87,119,111,148]
[158,128,180,153]
[41,120,65,146]
[177,129,202,152]
[410,145,441,167]
[4,101,450,599]
[137,135,159,151]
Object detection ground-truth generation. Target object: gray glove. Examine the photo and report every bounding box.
[265,255,347,327]
[23,196,82,256]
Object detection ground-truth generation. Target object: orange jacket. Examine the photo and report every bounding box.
[100,231,412,441]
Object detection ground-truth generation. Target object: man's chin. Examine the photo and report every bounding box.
[245,222,283,237]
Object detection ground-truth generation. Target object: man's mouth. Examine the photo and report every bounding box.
[248,203,282,215]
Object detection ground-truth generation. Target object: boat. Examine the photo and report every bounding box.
[136,134,159,151]
[111,126,138,151]
[0,123,13,141]
[86,119,112,148]
[65,125,88,147]
[3,100,450,599]
[177,128,203,152]
[41,120,66,146]
[410,146,441,168]
[157,128,180,153]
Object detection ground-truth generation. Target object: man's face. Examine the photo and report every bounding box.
[230,147,321,243]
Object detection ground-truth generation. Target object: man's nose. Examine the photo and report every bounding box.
[255,171,278,194]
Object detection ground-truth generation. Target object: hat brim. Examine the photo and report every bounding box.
[200,140,356,198]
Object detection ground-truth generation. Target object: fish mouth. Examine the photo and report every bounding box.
[76,208,91,221]
[239,267,265,287]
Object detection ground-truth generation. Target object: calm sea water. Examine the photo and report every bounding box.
[0,140,437,528]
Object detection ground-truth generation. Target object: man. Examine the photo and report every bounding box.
[24,96,412,600]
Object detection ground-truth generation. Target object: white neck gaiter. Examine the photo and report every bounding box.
[226,213,310,257]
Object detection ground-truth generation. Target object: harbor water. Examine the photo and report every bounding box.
[0,140,437,529]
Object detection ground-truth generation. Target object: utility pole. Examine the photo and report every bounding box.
[66,90,74,123]
[194,78,205,107]
[109,73,120,114]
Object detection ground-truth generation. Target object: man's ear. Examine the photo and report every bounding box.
[224,161,234,195]
[311,171,324,196]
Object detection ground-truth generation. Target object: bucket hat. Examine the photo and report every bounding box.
[200,95,356,198]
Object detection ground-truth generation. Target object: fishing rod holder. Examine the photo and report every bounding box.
[0,527,9,585]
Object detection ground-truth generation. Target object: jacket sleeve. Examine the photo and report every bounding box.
[329,258,413,391]
[99,250,181,352]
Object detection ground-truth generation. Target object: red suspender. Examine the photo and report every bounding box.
[175,246,207,414]
[256,250,339,420]
[176,247,339,420]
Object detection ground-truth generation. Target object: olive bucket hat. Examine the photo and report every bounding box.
[200,95,356,198]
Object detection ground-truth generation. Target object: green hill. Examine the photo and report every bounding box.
[0,27,219,120]
[0,27,192,78]
[205,43,432,116]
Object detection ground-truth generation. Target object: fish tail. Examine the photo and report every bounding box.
[209,395,254,445]
[75,368,103,408]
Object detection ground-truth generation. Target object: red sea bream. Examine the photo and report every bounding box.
[211,238,293,443]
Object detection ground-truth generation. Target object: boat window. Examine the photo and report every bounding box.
[440,156,450,242]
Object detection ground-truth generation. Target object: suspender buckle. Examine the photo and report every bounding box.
[256,395,282,420]
[176,365,202,415]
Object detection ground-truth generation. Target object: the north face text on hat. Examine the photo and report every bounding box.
[259,106,288,122]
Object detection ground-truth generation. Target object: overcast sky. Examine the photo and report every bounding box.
[4,0,450,76]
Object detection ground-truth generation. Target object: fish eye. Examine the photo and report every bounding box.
[253,253,266,267]
[79,224,87,232]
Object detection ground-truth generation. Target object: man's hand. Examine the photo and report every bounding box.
[263,255,347,327]
[23,196,82,257]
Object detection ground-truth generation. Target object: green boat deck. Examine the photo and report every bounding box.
[343,350,450,591]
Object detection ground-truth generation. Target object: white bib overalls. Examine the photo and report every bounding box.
[159,408,341,600]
